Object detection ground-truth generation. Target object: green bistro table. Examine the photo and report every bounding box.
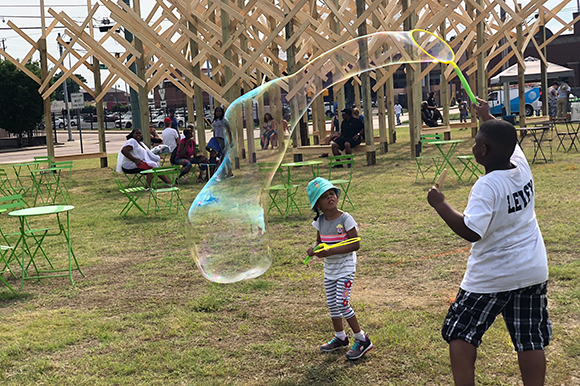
[280,160,323,185]
[9,205,84,290]
[426,139,465,182]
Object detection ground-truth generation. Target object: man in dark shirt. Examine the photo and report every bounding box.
[426,91,443,123]
[331,108,364,155]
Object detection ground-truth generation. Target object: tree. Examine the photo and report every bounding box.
[52,73,88,101]
[0,59,43,135]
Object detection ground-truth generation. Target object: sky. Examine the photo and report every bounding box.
[0,0,578,91]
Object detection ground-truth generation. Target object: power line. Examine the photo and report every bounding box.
[0,4,88,7]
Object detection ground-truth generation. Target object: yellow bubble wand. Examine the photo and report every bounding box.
[303,237,362,264]
[411,29,478,105]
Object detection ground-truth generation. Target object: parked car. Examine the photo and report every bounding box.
[115,112,133,128]
[54,117,77,129]
[151,113,184,128]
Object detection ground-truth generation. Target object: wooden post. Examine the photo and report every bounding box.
[39,0,54,158]
[86,0,107,167]
[356,0,375,165]
[133,0,150,147]
[403,0,420,157]
[373,3,387,151]
[476,0,486,125]
[440,22,449,127]
[386,75,396,144]
[517,7,526,127]
[239,2,255,163]
[467,0,478,138]
[539,8,548,117]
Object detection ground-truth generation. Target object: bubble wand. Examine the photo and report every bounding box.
[303,237,362,264]
[411,30,478,105]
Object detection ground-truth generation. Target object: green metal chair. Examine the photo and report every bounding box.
[415,134,443,182]
[0,194,50,292]
[327,155,355,210]
[112,169,148,216]
[50,161,73,204]
[146,166,185,215]
[0,169,30,204]
[257,162,301,219]
[457,155,484,183]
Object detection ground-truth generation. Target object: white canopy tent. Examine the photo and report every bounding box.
[490,57,575,84]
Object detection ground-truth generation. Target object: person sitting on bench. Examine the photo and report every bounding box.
[331,108,364,156]
[422,101,439,128]
[427,91,444,123]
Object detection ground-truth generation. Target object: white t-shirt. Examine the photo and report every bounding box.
[394,104,402,114]
[161,128,180,151]
[461,145,548,293]
[116,138,160,172]
[312,212,358,280]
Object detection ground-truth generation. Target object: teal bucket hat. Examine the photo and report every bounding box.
[307,177,341,209]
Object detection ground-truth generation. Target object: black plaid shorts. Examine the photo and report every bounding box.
[442,281,551,352]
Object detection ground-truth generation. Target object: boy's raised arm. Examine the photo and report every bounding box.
[427,188,481,243]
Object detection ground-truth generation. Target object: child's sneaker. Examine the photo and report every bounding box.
[320,336,349,352]
[345,333,373,360]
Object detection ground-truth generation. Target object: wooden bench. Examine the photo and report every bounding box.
[53,152,108,162]
[449,121,478,131]
[421,126,451,140]
[292,136,388,156]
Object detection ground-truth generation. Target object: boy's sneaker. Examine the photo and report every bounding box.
[320,336,349,352]
[346,334,373,360]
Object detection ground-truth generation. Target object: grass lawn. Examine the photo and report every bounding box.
[0,126,579,385]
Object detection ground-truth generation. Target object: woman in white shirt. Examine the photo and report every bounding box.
[116,128,171,187]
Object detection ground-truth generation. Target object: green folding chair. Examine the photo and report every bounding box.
[327,155,355,210]
[0,194,50,292]
[415,134,443,182]
[112,169,148,216]
[0,169,30,204]
[146,166,185,215]
[257,162,301,219]
[0,203,16,293]
[50,161,73,204]
[457,155,484,183]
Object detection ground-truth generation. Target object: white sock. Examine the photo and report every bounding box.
[335,330,347,340]
[353,330,366,341]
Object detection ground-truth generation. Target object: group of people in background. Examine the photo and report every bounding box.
[117,106,233,187]
[548,80,571,119]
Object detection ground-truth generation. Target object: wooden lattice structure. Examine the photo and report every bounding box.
[1,0,579,163]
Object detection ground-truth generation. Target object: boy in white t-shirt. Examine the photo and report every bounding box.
[427,98,551,386]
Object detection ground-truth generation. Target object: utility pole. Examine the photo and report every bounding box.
[58,33,74,141]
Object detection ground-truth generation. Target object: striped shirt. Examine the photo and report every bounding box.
[312,212,358,280]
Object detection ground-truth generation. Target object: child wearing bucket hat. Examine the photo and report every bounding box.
[306,177,373,360]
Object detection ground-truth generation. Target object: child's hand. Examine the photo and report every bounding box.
[314,249,332,258]
[307,247,315,257]
[427,186,446,208]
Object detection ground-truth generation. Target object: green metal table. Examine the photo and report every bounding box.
[280,160,323,185]
[9,205,84,290]
[425,139,464,182]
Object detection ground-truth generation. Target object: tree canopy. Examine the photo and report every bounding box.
[0,59,43,135]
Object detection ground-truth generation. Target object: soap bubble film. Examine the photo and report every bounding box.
[188,30,454,283]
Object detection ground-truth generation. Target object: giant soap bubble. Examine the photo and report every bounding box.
[188,30,457,283]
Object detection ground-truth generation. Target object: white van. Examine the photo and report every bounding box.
[488,86,541,117]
